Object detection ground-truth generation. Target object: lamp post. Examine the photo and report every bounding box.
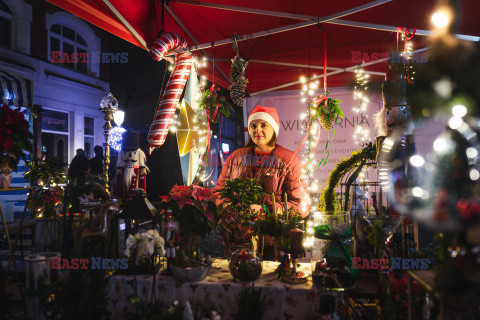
[100,93,118,193]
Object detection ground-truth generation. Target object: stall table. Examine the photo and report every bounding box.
[107,259,347,319]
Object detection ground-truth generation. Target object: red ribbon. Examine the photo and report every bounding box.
[396,27,416,53]
[323,25,327,94]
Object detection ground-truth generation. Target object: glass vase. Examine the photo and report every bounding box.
[310,211,354,288]
[228,248,263,282]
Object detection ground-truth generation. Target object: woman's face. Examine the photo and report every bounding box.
[249,119,274,149]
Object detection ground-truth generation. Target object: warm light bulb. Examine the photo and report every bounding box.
[432,10,450,28]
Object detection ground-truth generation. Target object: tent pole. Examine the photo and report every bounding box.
[164,4,231,84]
[250,47,428,96]
[169,0,393,55]
[172,0,479,42]
[101,0,149,51]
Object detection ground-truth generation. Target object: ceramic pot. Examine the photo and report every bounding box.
[171,264,211,282]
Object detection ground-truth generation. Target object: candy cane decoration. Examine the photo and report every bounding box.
[148,32,192,152]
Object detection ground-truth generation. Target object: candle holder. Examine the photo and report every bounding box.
[281,228,308,284]
[99,93,118,194]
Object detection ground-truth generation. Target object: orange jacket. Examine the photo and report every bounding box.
[212,145,309,218]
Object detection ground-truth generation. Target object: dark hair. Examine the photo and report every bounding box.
[245,132,277,148]
[94,145,103,155]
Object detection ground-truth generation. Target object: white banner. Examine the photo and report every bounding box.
[245,87,382,187]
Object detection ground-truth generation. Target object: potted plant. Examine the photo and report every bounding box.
[24,157,67,218]
[310,91,344,130]
[0,103,33,189]
[159,184,217,281]
[124,229,166,275]
[219,178,266,281]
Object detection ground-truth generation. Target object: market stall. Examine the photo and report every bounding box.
[3,0,479,319]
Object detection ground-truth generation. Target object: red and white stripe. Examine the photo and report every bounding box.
[148,32,192,152]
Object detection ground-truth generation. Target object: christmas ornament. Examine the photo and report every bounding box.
[229,56,248,107]
[148,32,192,152]
[198,85,233,123]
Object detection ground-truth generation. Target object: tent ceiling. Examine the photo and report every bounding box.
[46,0,480,94]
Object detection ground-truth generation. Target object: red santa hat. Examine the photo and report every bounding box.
[247,105,280,136]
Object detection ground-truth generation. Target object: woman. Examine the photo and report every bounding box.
[213,105,309,255]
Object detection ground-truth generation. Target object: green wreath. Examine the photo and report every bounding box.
[320,144,377,212]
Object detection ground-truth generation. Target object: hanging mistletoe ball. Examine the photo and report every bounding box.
[198,85,233,123]
[311,91,344,130]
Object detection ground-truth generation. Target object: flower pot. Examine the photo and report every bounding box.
[228,248,263,282]
[171,264,211,282]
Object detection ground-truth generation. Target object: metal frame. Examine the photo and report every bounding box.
[172,0,479,42]
[165,4,231,84]
[251,47,428,95]
[170,0,393,54]
[216,58,387,77]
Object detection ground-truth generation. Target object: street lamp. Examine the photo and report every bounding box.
[100,92,118,192]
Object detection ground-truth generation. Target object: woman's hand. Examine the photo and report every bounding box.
[250,204,263,212]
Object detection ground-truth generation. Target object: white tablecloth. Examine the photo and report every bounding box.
[107,259,345,320]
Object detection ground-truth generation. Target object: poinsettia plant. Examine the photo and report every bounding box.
[310,91,344,130]
[0,103,33,171]
[159,184,217,239]
[198,84,233,123]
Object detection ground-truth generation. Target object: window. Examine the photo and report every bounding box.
[41,109,69,163]
[84,116,95,158]
[0,0,12,48]
[49,23,88,73]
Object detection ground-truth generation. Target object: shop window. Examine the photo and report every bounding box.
[41,109,69,163]
[49,23,88,73]
[0,0,12,48]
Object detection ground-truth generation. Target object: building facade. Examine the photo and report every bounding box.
[0,0,109,164]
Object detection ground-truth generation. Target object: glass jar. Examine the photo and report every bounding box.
[310,211,354,288]
[228,249,263,282]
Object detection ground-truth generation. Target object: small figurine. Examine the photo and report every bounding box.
[116,130,149,203]
[163,210,179,270]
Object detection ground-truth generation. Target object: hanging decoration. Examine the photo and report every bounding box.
[393,27,417,84]
[229,34,249,107]
[148,32,192,153]
[310,91,344,131]
[198,85,233,123]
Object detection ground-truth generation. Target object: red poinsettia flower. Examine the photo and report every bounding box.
[159,195,170,202]
[6,107,26,126]
[0,134,14,152]
[192,185,212,202]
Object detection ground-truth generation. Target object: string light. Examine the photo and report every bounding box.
[297,74,324,248]
[352,67,371,146]
[109,126,126,152]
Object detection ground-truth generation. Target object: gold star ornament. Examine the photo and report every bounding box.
[176,99,200,157]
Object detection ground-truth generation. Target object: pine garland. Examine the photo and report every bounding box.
[320,145,377,212]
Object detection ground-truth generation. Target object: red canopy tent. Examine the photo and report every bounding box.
[46,0,480,94]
